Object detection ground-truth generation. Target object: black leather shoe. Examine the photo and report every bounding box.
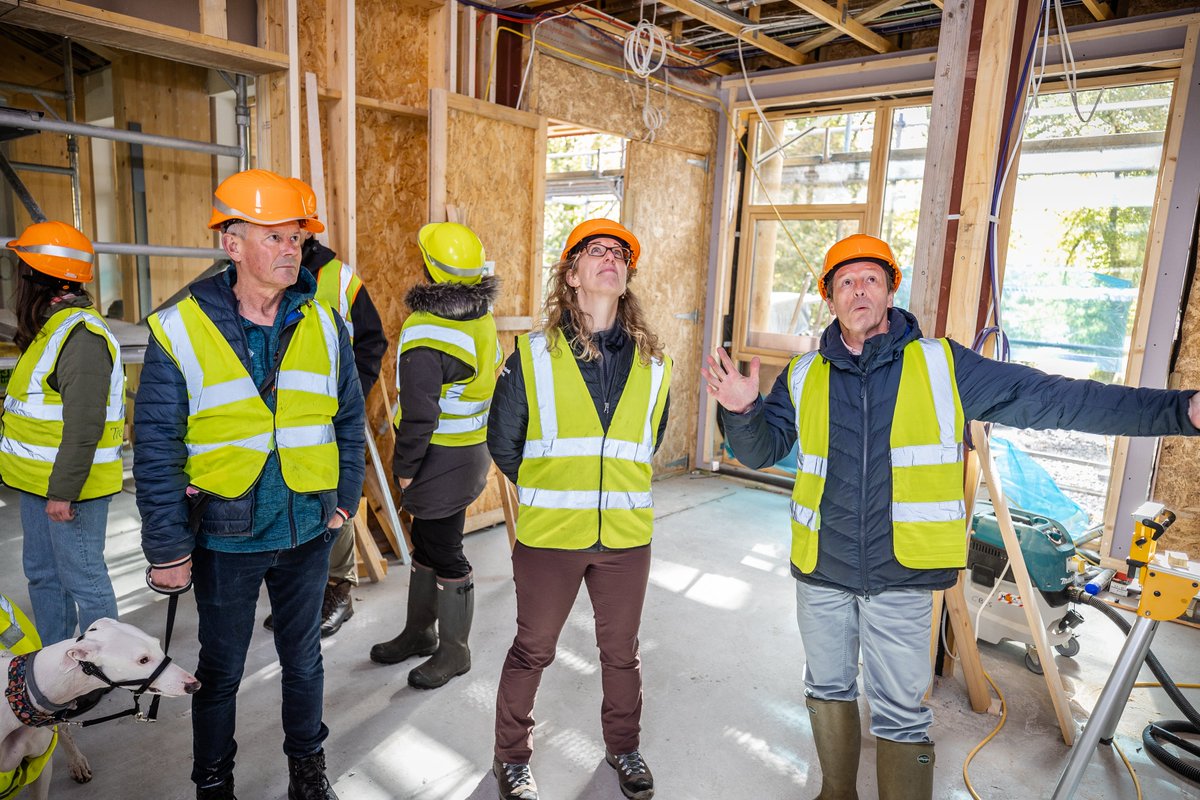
[493,757,538,800]
[320,580,354,638]
[196,776,238,799]
[606,751,654,800]
[288,750,338,800]
[263,613,274,631]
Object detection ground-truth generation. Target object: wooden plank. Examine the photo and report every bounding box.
[304,72,329,231]
[908,0,973,334]
[326,0,356,264]
[495,315,533,330]
[427,88,449,223]
[786,0,895,54]
[199,0,227,39]
[446,89,545,129]
[354,497,387,581]
[5,0,288,74]
[974,422,1077,745]
[656,0,811,66]
[428,0,450,92]
[355,94,428,119]
[1081,0,1114,22]
[797,0,910,55]
[943,0,1021,343]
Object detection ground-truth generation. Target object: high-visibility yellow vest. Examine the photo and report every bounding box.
[514,331,671,550]
[147,297,341,499]
[0,307,124,500]
[786,338,966,573]
[393,312,501,447]
[314,258,363,343]
[0,594,55,799]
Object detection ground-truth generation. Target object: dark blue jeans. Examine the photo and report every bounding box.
[189,531,336,787]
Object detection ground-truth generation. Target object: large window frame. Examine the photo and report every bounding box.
[732,97,924,367]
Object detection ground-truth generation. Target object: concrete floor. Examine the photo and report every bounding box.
[4,472,1198,799]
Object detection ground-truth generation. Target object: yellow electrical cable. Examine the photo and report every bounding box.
[485,25,822,286]
[962,669,1143,800]
[1135,682,1200,689]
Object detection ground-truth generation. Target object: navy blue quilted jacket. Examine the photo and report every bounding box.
[721,307,1198,596]
[135,266,365,564]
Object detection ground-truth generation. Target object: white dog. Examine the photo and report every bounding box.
[0,617,200,799]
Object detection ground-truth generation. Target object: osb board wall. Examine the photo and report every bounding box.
[355,108,427,395]
[297,0,328,81]
[527,55,717,157]
[444,106,538,320]
[625,141,712,475]
[357,0,428,107]
[110,53,214,314]
[1151,226,1200,557]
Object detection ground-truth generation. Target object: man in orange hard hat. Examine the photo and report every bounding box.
[703,233,1200,800]
[135,168,364,800]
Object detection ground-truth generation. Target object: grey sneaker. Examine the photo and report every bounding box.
[606,750,654,799]
[493,757,538,800]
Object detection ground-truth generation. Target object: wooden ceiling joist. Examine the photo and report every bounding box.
[786,0,896,54]
[796,0,911,55]
[656,0,811,65]
[1081,0,1113,21]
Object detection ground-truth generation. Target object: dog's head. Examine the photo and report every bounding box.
[65,618,201,697]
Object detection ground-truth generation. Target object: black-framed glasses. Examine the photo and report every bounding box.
[582,243,632,263]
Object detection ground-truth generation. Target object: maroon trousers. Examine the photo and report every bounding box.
[494,542,652,763]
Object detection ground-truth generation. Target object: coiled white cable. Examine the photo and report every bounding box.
[624,18,667,78]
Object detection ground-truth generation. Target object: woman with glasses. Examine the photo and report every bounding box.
[487,219,671,800]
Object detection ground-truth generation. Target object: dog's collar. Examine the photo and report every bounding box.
[5,652,73,728]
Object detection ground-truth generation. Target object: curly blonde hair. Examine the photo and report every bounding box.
[541,253,664,365]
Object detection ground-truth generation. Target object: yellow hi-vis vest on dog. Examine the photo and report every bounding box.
[786,338,966,573]
[0,594,55,799]
[394,312,501,447]
[515,331,671,550]
[314,259,362,343]
[147,297,341,499]
[0,306,124,500]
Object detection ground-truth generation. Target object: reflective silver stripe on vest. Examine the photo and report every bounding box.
[401,323,477,356]
[527,332,558,440]
[787,351,826,479]
[434,413,489,435]
[18,310,123,422]
[0,595,24,651]
[439,396,491,416]
[13,243,94,263]
[275,424,336,449]
[1,438,121,464]
[334,263,355,339]
[888,340,963,469]
[425,252,483,278]
[522,436,654,464]
[276,303,339,398]
[641,357,666,447]
[155,306,260,416]
[790,500,819,530]
[518,487,653,510]
[186,431,274,457]
[892,499,966,523]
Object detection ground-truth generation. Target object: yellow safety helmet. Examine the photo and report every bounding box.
[208,169,325,233]
[417,222,486,285]
[5,220,95,283]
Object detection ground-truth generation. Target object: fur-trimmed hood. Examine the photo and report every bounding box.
[404,275,499,321]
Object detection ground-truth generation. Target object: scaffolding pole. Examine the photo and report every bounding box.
[235,75,250,171]
[62,37,83,231]
[0,80,67,101]
[0,108,244,159]
[0,152,47,223]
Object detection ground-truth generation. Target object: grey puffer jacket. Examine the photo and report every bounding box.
[721,307,1199,596]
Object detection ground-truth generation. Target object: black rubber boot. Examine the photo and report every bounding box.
[369,561,438,664]
[319,579,354,638]
[196,776,238,799]
[408,572,473,689]
[876,739,934,800]
[287,750,338,800]
[806,697,861,800]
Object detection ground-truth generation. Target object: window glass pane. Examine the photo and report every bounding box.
[745,217,861,349]
[543,133,626,272]
[752,111,875,205]
[881,104,932,311]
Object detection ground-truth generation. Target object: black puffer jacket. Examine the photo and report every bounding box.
[722,307,1198,596]
[488,316,671,487]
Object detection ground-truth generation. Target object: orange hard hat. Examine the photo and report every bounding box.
[820,233,900,300]
[5,220,95,282]
[287,177,322,224]
[560,218,641,271]
[208,169,325,233]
